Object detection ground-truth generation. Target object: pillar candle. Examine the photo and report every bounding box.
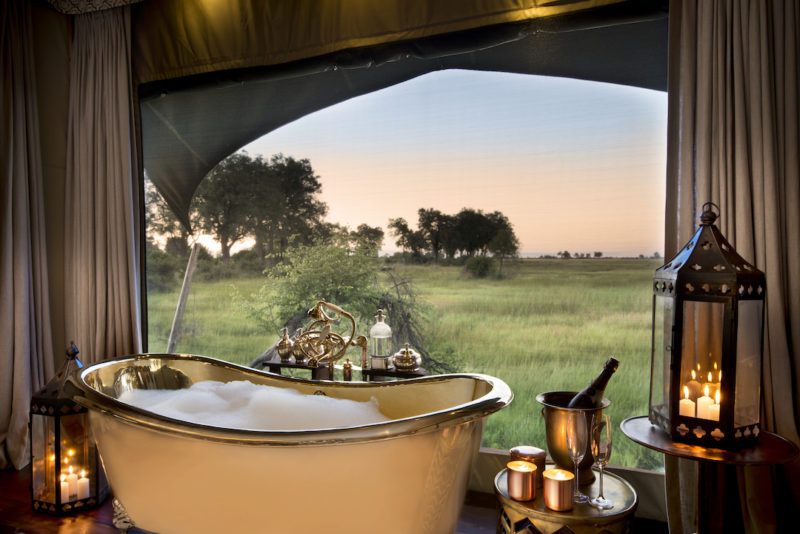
[679,386,696,417]
[543,469,574,512]
[686,370,702,399]
[708,390,721,422]
[66,466,78,499]
[77,470,90,500]
[60,475,70,504]
[697,385,714,420]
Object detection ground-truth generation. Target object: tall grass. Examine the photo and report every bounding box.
[147,258,663,470]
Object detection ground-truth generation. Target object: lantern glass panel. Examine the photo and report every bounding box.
[31,414,57,504]
[735,300,762,427]
[650,295,673,420]
[681,300,724,402]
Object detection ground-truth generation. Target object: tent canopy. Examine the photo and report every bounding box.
[135,0,668,232]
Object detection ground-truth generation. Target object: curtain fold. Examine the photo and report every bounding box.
[665,1,800,532]
[0,0,56,469]
[64,6,142,364]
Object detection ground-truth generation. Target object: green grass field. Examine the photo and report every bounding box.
[147,258,663,471]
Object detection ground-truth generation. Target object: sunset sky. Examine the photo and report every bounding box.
[243,69,668,257]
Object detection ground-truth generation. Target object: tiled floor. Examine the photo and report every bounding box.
[0,466,497,533]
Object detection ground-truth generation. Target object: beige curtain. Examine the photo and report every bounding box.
[665,0,800,532]
[64,6,143,364]
[0,0,56,469]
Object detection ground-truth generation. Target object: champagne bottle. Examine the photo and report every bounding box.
[567,357,620,409]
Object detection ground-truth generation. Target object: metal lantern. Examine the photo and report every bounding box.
[649,203,765,449]
[29,343,108,514]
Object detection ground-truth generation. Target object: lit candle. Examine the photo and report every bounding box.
[697,385,714,420]
[60,474,70,504]
[702,372,719,399]
[77,469,90,500]
[709,390,721,422]
[66,465,78,499]
[679,386,696,417]
[506,461,536,501]
[543,469,574,511]
[686,370,702,399]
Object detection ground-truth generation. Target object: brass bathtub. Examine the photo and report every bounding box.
[69,354,512,534]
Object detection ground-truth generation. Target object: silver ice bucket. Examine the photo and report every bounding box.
[536,391,610,485]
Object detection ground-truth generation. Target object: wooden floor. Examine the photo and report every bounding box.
[0,465,497,534]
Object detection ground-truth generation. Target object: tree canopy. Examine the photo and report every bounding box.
[389,207,519,262]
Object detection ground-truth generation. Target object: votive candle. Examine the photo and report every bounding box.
[507,461,536,501]
[543,469,574,511]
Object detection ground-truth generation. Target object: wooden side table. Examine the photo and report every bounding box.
[620,415,799,534]
[495,464,637,534]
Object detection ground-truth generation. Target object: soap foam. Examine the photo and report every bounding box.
[118,380,390,431]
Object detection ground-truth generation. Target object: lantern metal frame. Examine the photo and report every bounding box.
[29,343,109,515]
[649,203,766,449]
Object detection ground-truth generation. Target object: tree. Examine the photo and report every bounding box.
[487,226,519,276]
[144,176,191,256]
[417,208,450,263]
[388,217,426,259]
[193,153,252,261]
[350,224,384,253]
[246,153,327,265]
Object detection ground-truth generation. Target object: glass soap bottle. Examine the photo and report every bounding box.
[369,309,393,369]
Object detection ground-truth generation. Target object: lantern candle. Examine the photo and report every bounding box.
[697,385,714,420]
[506,461,536,501]
[60,475,70,504]
[77,470,90,500]
[543,469,574,512]
[709,390,721,422]
[679,386,696,417]
[702,371,719,399]
[66,465,78,499]
[686,370,702,399]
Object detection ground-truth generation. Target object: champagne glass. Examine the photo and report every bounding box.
[565,409,589,503]
[590,413,614,509]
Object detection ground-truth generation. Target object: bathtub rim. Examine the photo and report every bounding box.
[69,353,513,447]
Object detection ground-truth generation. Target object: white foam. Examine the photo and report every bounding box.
[118,380,390,431]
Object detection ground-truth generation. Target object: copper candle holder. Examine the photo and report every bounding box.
[510,445,546,488]
[506,461,536,501]
[543,468,574,511]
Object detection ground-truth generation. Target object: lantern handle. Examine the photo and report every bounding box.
[699,202,720,225]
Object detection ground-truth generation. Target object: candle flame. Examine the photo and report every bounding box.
[60,474,66,482]
[716,390,721,404]
[713,362,718,370]
[80,469,86,478]
[704,385,709,397]
[708,372,713,382]
[684,385,690,399]
[691,370,696,380]
[719,370,722,381]
[68,465,73,475]
[68,449,75,457]
[556,471,566,480]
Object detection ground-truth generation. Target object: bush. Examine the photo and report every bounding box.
[464,256,497,278]
[145,243,182,292]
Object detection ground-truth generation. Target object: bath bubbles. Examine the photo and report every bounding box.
[118,380,390,431]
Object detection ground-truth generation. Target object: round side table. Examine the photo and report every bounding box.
[621,415,799,534]
[495,463,637,534]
